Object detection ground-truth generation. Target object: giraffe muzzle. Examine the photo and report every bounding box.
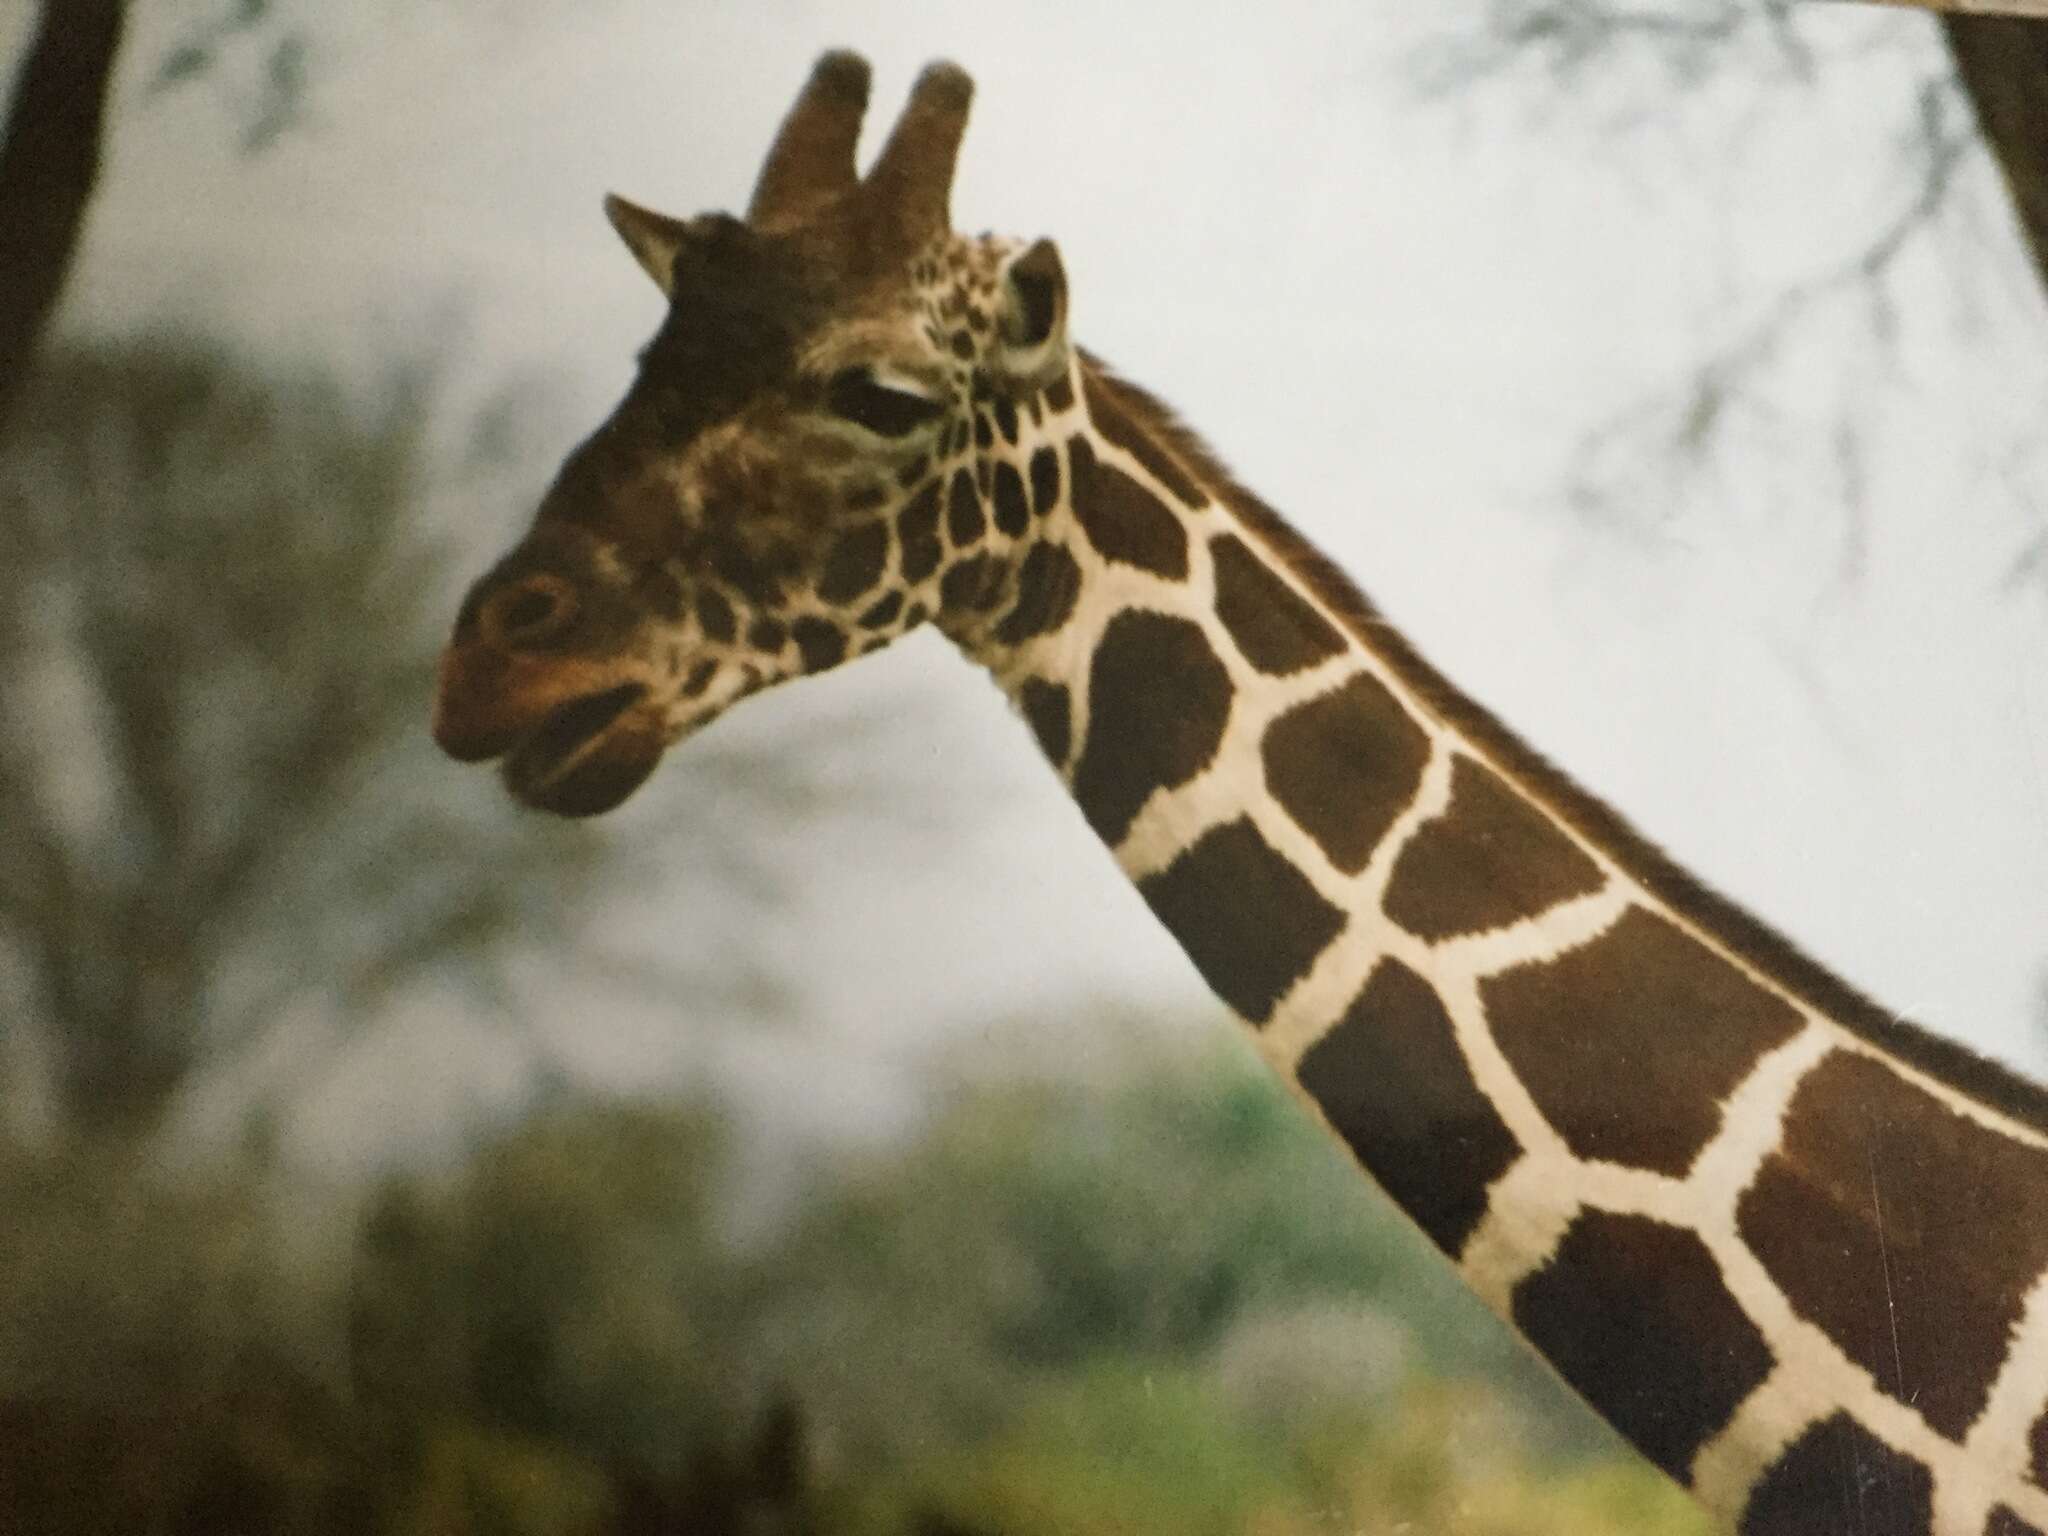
[497,681,664,817]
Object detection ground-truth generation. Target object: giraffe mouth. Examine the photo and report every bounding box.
[501,682,663,817]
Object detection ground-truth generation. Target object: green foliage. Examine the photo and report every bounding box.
[0,1135,345,1405]
[870,1362,1297,1536]
[873,1369,1712,1536]
[350,1100,746,1468]
[740,1032,1602,1468]
[0,1026,1715,1530]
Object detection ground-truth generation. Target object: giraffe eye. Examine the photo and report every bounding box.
[826,370,942,438]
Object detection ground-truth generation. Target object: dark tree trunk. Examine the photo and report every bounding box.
[1946,16,2048,300]
[0,0,129,431]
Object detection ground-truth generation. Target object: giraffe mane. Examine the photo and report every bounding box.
[1077,349,2048,1136]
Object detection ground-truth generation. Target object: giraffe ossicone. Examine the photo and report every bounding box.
[432,51,2048,1536]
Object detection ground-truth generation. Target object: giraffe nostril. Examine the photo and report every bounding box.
[483,578,577,649]
[503,590,558,630]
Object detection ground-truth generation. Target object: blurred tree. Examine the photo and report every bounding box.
[0,340,813,1142]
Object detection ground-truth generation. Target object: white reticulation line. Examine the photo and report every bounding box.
[1257,740,1457,1071]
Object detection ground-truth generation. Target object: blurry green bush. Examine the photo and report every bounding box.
[0,1026,1711,1531]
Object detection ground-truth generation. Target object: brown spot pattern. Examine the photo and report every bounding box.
[946,469,984,547]
[1739,1413,1932,1536]
[695,587,736,644]
[1383,757,1604,941]
[940,554,997,612]
[1482,907,1802,1175]
[1139,816,1345,1025]
[1071,611,1232,846]
[897,480,943,583]
[1737,1049,2048,1441]
[992,460,1030,537]
[791,617,846,672]
[857,591,903,630]
[1083,370,1204,506]
[994,541,1081,647]
[1029,446,1060,516]
[1298,959,1521,1257]
[1067,435,1189,578]
[1210,533,1343,675]
[816,521,888,603]
[1989,1509,2047,1536]
[1262,674,1431,875]
[2035,1409,2048,1494]
[1513,1211,1775,1484]
[1019,678,1071,767]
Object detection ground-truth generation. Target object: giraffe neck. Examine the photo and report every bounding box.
[960,352,2048,1536]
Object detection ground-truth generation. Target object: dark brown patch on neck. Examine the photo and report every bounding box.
[992,460,1030,537]
[1298,958,1522,1257]
[1028,446,1060,517]
[1137,815,1345,1025]
[946,468,984,547]
[1989,1507,2047,1536]
[1384,756,1605,941]
[1737,1048,2048,1441]
[1513,1211,1775,1485]
[1739,1413,1931,1536]
[994,541,1081,646]
[1066,435,1190,578]
[1210,532,1343,675]
[1482,906,1802,1177]
[1261,674,1430,876]
[791,616,847,671]
[1071,610,1232,845]
[1018,678,1071,767]
[1083,367,1204,506]
[896,479,944,583]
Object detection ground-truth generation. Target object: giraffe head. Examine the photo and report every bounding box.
[432,52,1074,814]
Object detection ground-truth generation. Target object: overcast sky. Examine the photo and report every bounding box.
[21,1,2048,1167]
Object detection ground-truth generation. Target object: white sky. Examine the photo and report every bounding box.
[21,1,2048,1167]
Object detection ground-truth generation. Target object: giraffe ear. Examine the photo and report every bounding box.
[993,239,1069,392]
[604,192,691,295]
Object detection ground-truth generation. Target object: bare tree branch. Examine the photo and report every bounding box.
[0,0,129,431]
[1566,68,1976,522]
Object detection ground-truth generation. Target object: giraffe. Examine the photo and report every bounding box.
[430,52,2048,1535]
